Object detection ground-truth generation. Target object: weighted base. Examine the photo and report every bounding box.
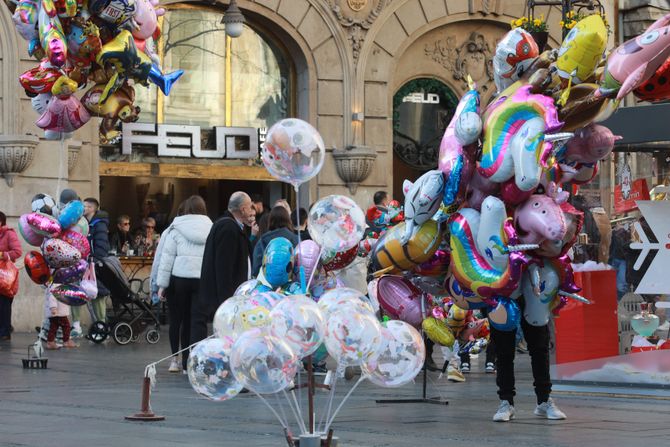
[125,412,165,421]
[376,397,448,405]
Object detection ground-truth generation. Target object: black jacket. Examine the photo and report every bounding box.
[251,227,299,277]
[88,211,111,297]
[199,212,251,311]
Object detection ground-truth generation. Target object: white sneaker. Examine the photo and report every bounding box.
[534,398,567,420]
[485,362,496,373]
[493,400,516,422]
[461,363,470,373]
[168,356,180,373]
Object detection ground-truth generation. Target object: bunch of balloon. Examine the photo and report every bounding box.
[10,0,184,142]
[21,193,96,309]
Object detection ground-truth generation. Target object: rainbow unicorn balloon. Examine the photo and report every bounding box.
[479,85,564,192]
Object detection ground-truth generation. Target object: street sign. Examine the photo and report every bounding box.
[630,200,670,294]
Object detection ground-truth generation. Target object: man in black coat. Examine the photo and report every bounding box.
[191,191,255,344]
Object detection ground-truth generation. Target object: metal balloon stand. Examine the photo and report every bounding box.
[375,293,448,406]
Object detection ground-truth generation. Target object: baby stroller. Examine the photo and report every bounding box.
[89,256,161,345]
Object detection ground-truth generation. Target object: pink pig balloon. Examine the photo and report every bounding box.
[377,276,423,328]
[131,0,164,42]
[562,124,622,164]
[514,194,567,245]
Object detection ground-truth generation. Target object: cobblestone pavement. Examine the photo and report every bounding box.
[1,333,668,447]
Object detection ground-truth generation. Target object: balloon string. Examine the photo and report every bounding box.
[319,364,340,433]
[257,391,289,430]
[323,375,366,434]
[306,246,324,291]
[295,184,307,295]
[56,135,65,203]
[273,391,291,432]
[283,389,307,434]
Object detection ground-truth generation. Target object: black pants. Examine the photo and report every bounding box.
[167,277,199,370]
[491,318,551,406]
[0,296,11,337]
[190,292,220,348]
[459,338,496,365]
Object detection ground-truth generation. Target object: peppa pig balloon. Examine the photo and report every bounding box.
[514,194,567,245]
[560,124,621,164]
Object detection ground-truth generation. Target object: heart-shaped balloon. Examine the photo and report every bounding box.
[26,212,61,237]
[41,238,81,268]
[24,251,51,285]
[52,259,88,284]
[59,228,91,258]
[51,284,89,306]
[19,214,45,246]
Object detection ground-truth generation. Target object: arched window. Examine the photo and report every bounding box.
[135,5,293,128]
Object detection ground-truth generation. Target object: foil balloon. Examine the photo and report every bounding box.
[459,318,490,341]
[514,194,567,245]
[556,15,608,85]
[408,275,449,297]
[493,28,540,93]
[82,83,140,143]
[559,124,622,164]
[317,287,375,318]
[324,308,383,366]
[260,237,294,289]
[261,118,326,188]
[26,212,61,237]
[52,259,88,284]
[230,329,299,394]
[321,245,358,272]
[213,294,277,344]
[130,0,164,43]
[363,321,425,387]
[269,295,325,358]
[38,6,67,67]
[72,216,89,236]
[500,179,533,206]
[422,317,455,347]
[187,337,243,401]
[51,283,89,306]
[35,76,91,135]
[446,276,489,310]
[522,263,560,327]
[557,83,614,132]
[41,238,81,268]
[24,251,51,285]
[446,304,469,334]
[294,240,320,281]
[12,0,40,45]
[308,195,366,253]
[376,276,423,327]
[89,0,137,26]
[634,56,670,102]
[601,13,670,100]
[401,170,445,244]
[449,196,524,297]
[371,220,440,275]
[19,63,62,96]
[413,249,449,277]
[366,278,381,313]
[487,298,520,332]
[479,85,563,191]
[18,214,45,246]
[57,200,84,230]
[535,202,583,258]
[466,171,499,211]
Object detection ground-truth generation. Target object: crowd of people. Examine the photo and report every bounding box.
[0,187,664,422]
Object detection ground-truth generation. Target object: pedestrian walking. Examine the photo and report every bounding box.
[0,211,22,341]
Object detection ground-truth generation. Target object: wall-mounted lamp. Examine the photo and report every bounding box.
[352,112,365,122]
[221,0,245,38]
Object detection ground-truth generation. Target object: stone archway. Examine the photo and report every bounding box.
[0,1,20,135]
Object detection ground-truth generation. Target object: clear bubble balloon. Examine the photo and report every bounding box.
[213,294,277,343]
[318,287,374,318]
[234,279,260,296]
[187,337,243,401]
[269,295,325,358]
[260,118,326,187]
[308,195,366,253]
[362,320,425,388]
[324,309,383,366]
[230,329,299,394]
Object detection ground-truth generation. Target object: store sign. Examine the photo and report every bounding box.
[402,92,440,104]
[614,178,650,214]
[121,123,264,160]
[630,201,670,294]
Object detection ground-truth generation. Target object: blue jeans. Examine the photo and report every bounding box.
[611,258,627,301]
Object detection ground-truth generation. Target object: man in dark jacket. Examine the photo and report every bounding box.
[192,192,254,344]
[84,198,110,323]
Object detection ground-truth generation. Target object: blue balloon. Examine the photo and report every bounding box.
[58,200,84,230]
[487,298,520,331]
[261,237,294,289]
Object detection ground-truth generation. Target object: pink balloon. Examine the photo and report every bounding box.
[377,276,423,327]
[294,240,320,280]
[514,194,567,245]
[26,212,61,237]
[562,124,621,164]
[59,228,90,258]
[51,284,89,306]
[41,238,81,268]
[500,180,533,206]
[19,214,45,246]
[413,249,449,277]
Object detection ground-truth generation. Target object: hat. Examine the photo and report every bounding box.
[59,188,79,205]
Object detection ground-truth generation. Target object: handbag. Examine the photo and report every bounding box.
[0,258,19,298]
[80,259,98,300]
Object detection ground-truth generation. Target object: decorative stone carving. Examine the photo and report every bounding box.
[468,0,502,16]
[0,135,40,187]
[68,140,82,174]
[332,145,377,194]
[424,32,495,94]
[330,0,389,63]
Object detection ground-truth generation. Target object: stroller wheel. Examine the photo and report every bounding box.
[113,322,133,345]
[87,321,109,344]
[145,329,160,344]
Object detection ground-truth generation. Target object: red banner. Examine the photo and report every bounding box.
[614,178,650,214]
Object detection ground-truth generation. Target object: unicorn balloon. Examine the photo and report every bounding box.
[400,170,444,245]
[522,262,560,326]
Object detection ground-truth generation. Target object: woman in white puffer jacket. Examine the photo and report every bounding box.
[155,195,212,373]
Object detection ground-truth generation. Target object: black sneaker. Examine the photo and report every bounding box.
[312,365,328,376]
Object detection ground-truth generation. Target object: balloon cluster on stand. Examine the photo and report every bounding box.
[10,0,183,141]
[20,193,95,306]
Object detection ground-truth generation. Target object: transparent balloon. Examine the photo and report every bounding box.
[269,295,325,358]
[260,118,326,187]
[317,287,374,318]
[308,195,366,253]
[362,320,425,387]
[213,294,278,343]
[187,337,243,401]
[324,309,383,366]
[234,279,260,296]
[230,329,299,394]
